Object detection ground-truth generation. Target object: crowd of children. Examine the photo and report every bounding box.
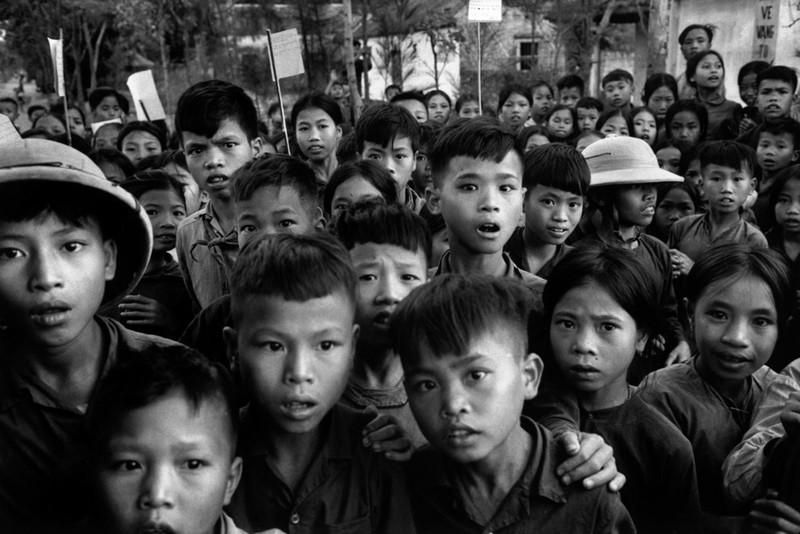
[1,17,800,534]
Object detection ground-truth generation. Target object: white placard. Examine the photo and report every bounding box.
[127,70,166,121]
[468,0,502,22]
[47,38,65,98]
[268,29,305,80]
[753,0,781,62]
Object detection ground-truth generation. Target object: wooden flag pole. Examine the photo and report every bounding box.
[59,29,72,147]
[266,30,291,156]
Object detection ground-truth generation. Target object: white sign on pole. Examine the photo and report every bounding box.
[127,70,167,121]
[753,0,781,62]
[47,38,65,97]
[268,29,305,81]
[468,0,502,22]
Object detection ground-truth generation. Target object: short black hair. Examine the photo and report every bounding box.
[291,91,344,127]
[698,140,757,175]
[229,233,356,325]
[557,74,585,95]
[428,116,521,187]
[355,102,420,153]
[523,143,589,197]
[175,80,258,142]
[417,120,444,152]
[757,66,799,93]
[135,149,189,173]
[739,61,771,85]
[334,198,431,263]
[121,169,187,206]
[455,93,478,112]
[116,121,168,152]
[88,87,130,115]
[602,69,633,87]
[390,274,536,367]
[390,91,426,108]
[87,148,136,180]
[678,24,714,45]
[86,345,239,458]
[517,125,550,146]
[643,73,678,104]
[425,89,452,108]
[26,104,46,119]
[595,108,633,133]
[759,118,800,149]
[576,96,604,113]
[231,153,319,213]
[323,160,398,217]
[336,130,359,164]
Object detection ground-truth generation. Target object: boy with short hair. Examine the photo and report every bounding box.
[557,74,585,109]
[335,199,431,449]
[504,143,589,278]
[602,69,634,113]
[85,345,246,534]
[390,274,635,533]
[223,233,414,532]
[669,140,767,270]
[738,66,800,147]
[0,136,179,530]
[390,90,428,123]
[174,80,263,310]
[752,118,800,230]
[356,102,423,212]
[576,96,604,132]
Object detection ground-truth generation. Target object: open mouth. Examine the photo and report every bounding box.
[207,175,229,186]
[372,310,392,327]
[642,205,655,216]
[477,222,501,236]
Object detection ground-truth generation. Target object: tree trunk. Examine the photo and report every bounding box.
[588,0,617,97]
[361,0,370,100]
[343,0,363,121]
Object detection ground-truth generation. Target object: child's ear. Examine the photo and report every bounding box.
[425,186,442,215]
[222,326,239,375]
[750,177,757,192]
[522,352,544,400]
[411,150,418,173]
[103,239,118,281]
[222,456,243,506]
[335,124,343,143]
[792,148,800,164]
[314,207,326,232]
[251,136,263,158]
[635,331,649,354]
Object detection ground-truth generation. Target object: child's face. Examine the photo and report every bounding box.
[652,187,695,236]
[739,72,759,108]
[550,282,645,410]
[576,107,600,131]
[524,185,583,245]
[599,115,629,137]
[412,151,432,192]
[757,132,799,173]
[546,109,574,139]
[96,391,240,534]
[680,28,710,60]
[690,54,723,90]
[656,146,681,174]
[94,125,121,150]
[775,177,800,235]
[702,163,754,215]
[427,95,451,123]
[576,133,603,153]
[295,107,342,164]
[428,152,525,256]
[67,108,86,137]
[559,87,582,108]
[331,176,385,219]
[229,292,358,435]
[182,118,262,202]
[351,242,427,349]
[162,162,203,216]
[757,80,797,121]
[0,213,116,347]
[122,131,163,165]
[458,100,481,119]
[140,189,187,254]
[93,96,125,122]
[500,92,531,130]
[396,99,428,123]
[404,327,541,466]
[685,158,704,199]
[633,111,657,146]
[611,183,657,228]
[692,274,778,384]
[669,111,702,147]
[531,86,553,117]
[646,86,675,121]
[524,134,550,153]
[361,136,417,192]
[236,185,322,248]
[603,80,632,109]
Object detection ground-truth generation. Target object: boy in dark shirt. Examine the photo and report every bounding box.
[602,69,634,113]
[390,275,634,533]
[223,233,414,532]
[0,135,179,530]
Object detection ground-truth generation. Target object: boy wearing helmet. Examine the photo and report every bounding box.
[0,131,181,530]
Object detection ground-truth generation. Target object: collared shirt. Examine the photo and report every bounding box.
[668,213,767,263]
[405,417,635,533]
[723,359,800,508]
[227,404,416,534]
[636,357,781,515]
[503,227,573,279]
[176,201,238,311]
[0,317,182,531]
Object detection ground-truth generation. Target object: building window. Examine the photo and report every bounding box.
[518,40,538,71]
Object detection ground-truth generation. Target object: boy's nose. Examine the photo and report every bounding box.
[285,348,314,384]
[138,466,175,510]
[440,383,469,418]
[29,252,64,292]
[721,319,750,347]
[376,275,402,305]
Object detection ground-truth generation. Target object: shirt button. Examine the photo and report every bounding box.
[290,513,300,524]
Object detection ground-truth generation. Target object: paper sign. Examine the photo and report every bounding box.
[47,38,65,97]
[268,29,305,81]
[753,0,781,61]
[468,0,502,22]
[0,114,22,146]
[90,118,123,135]
[127,70,166,121]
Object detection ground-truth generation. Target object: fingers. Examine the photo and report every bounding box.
[557,431,581,457]
[121,294,154,304]
[556,433,613,486]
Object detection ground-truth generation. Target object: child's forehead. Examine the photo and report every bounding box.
[442,152,523,178]
[0,210,101,237]
[98,95,121,107]
[181,118,249,144]
[760,131,795,143]
[577,107,599,115]
[237,291,355,326]
[759,79,793,91]
[364,136,413,152]
[408,328,524,373]
[604,79,630,87]
[349,241,427,267]
[528,183,583,199]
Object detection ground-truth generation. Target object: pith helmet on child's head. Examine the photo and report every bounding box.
[583,136,683,187]
[0,138,152,305]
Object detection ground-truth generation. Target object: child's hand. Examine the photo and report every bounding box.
[556,431,625,491]
[118,294,173,329]
[780,391,800,438]
[739,116,757,135]
[670,249,694,277]
[666,340,692,366]
[361,405,413,462]
[747,490,800,533]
